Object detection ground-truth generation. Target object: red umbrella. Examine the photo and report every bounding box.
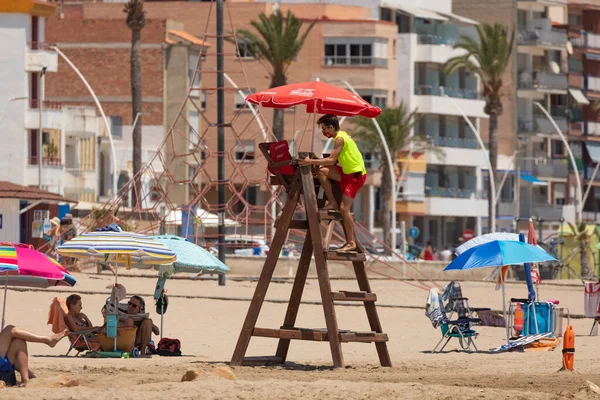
[527,219,542,285]
[245,81,381,118]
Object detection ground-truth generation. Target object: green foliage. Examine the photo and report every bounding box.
[352,103,441,158]
[234,10,315,86]
[444,23,514,111]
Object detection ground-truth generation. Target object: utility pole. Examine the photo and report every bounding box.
[216,0,226,286]
[38,66,47,190]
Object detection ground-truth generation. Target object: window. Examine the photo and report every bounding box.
[235,39,253,58]
[568,13,581,27]
[235,88,254,109]
[324,39,387,66]
[234,140,255,163]
[189,53,200,90]
[551,140,564,158]
[188,109,199,150]
[33,210,49,222]
[358,90,387,109]
[380,7,393,22]
[245,186,257,205]
[110,116,123,140]
[200,91,206,110]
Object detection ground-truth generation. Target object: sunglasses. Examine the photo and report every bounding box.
[127,301,140,309]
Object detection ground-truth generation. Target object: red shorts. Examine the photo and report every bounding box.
[335,166,366,199]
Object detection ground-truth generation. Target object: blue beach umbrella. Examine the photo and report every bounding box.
[444,240,556,271]
[444,240,556,344]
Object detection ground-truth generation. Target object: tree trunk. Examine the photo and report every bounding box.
[270,73,286,142]
[380,161,392,254]
[581,241,590,278]
[130,27,143,208]
[488,109,499,233]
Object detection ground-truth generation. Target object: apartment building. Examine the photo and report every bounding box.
[0,0,100,202]
[566,1,600,222]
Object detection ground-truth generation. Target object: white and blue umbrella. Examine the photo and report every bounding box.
[444,240,556,344]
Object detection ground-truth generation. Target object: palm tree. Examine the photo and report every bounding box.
[124,0,146,207]
[444,24,514,232]
[353,103,437,250]
[235,10,315,141]
[568,222,599,278]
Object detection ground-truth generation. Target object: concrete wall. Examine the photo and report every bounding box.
[0,13,29,185]
[0,199,20,243]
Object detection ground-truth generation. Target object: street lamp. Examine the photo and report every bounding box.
[533,101,582,223]
[50,46,118,196]
[443,93,496,233]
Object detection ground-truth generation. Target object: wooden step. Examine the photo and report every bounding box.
[340,332,389,343]
[318,210,354,221]
[241,356,284,366]
[252,327,386,343]
[332,291,377,302]
[253,327,327,341]
[324,250,366,262]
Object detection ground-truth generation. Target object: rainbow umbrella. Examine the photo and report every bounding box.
[0,243,77,329]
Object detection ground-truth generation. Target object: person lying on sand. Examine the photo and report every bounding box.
[0,325,68,387]
[122,296,159,357]
[64,294,102,333]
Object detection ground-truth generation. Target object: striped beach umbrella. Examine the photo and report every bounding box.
[57,231,176,269]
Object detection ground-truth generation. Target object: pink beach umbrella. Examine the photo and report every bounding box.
[0,243,77,329]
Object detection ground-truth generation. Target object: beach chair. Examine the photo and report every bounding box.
[442,281,491,320]
[433,312,479,353]
[47,297,101,356]
[508,298,564,338]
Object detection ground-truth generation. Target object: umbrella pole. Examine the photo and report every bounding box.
[502,279,509,344]
[310,101,316,154]
[1,272,7,330]
[160,295,164,341]
[114,264,117,352]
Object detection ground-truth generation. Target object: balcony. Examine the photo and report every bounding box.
[587,121,600,137]
[517,116,568,135]
[584,75,600,93]
[517,26,568,49]
[520,202,565,221]
[24,101,63,131]
[25,42,57,73]
[415,85,480,100]
[431,136,478,149]
[323,56,387,68]
[417,34,457,46]
[535,160,569,178]
[424,187,488,217]
[518,70,568,92]
[572,32,600,51]
[62,106,97,139]
[585,165,600,181]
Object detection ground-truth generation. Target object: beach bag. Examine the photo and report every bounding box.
[157,338,181,356]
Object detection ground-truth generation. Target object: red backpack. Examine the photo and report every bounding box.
[157,338,182,356]
[267,140,296,176]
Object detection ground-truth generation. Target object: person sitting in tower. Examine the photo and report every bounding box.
[298,114,367,253]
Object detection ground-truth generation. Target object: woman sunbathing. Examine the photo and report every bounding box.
[0,325,68,386]
[64,294,102,333]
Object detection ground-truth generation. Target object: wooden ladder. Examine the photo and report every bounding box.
[230,166,391,368]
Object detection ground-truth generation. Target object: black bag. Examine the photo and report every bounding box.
[157,338,181,356]
[156,293,168,315]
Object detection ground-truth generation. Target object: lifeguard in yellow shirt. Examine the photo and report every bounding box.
[299,114,367,252]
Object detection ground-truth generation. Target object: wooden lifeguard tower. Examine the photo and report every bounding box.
[230,144,391,368]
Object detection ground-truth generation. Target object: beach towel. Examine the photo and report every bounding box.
[425,288,447,329]
[48,297,69,334]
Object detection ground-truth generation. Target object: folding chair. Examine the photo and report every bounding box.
[259,141,297,190]
[443,281,491,320]
[433,312,479,353]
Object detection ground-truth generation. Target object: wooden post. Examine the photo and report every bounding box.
[300,166,344,368]
[230,174,302,366]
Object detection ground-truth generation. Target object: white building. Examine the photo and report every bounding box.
[0,1,100,202]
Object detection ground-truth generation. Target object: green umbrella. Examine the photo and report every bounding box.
[152,234,229,274]
[151,235,230,340]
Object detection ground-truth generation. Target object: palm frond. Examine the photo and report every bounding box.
[124,0,146,30]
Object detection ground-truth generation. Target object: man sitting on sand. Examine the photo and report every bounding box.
[0,325,68,386]
[122,296,159,357]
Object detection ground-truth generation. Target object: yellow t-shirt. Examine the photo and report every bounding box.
[335,131,366,175]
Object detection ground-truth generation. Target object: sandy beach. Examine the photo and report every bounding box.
[1,268,600,399]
